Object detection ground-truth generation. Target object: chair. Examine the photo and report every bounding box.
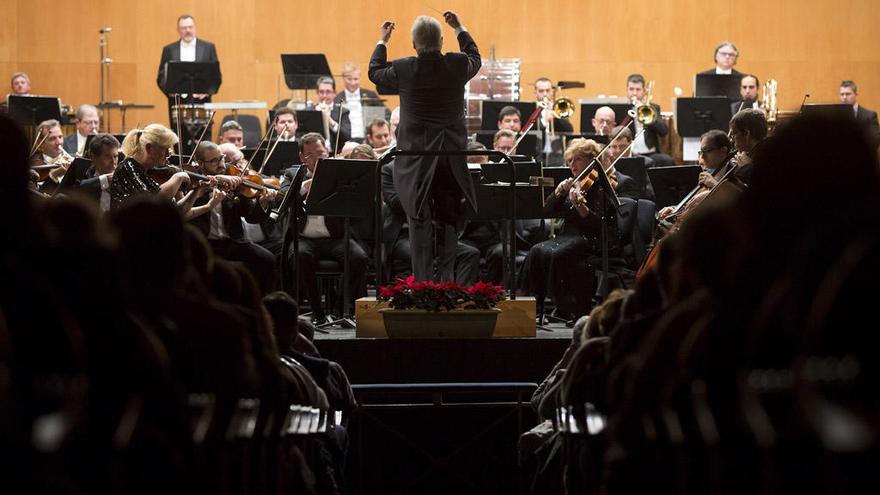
[590,197,639,304]
[221,114,262,148]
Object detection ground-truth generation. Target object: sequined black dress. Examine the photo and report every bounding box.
[110,157,161,210]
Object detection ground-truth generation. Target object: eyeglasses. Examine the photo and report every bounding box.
[717,51,738,58]
[698,147,719,156]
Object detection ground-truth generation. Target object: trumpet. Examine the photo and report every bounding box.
[628,80,657,125]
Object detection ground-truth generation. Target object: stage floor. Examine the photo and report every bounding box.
[313,322,574,384]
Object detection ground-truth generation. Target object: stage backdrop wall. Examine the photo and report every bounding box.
[2,0,879,135]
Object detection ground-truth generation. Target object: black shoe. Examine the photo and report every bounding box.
[311,314,329,326]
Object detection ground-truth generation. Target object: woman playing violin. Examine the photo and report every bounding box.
[519,138,640,319]
[110,124,192,209]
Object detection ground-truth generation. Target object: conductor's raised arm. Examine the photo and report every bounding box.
[368,21,399,91]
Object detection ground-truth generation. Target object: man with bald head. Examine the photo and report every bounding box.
[63,104,100,156]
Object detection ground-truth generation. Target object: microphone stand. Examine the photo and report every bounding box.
[99,28,112,132]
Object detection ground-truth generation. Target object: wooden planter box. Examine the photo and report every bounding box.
[379,308,502,338]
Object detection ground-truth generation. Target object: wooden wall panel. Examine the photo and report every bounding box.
[2,0,878,134]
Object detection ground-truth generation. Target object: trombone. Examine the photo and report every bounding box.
[629,80,657,125]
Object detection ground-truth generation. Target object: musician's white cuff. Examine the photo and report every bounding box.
[455,26,467,35]
[377,40,387,46]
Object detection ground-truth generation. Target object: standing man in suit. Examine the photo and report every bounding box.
[63,104,100,156]
[156,14,221,151]
[334,63,384,143]
[840,80,880,147]
[626,74,673,166]
[369,11,481,282]
[698,41,742,76]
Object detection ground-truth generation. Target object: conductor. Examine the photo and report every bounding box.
[368,11,481,282]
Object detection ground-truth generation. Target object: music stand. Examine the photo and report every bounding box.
[7,95,62,128]
[585,161,621,303]
[473,130,540,157]
[245,141,301,177]
[647,165,701,207]
[281,54,331,103]
[295,110,325,135]
[56,158,93,193]
[271,165,307,299]
[305,158,377,328]
[480,160,542,184]
[695,73,741,101]
[676,97,732,136]
[162,61,221,98]
[579,103,634,133]
[800,103,854,120]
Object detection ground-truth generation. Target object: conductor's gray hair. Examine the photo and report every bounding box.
[411,16,442,54]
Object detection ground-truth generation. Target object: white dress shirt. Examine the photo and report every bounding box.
[207,202,230,240]
[715,67,732,75]
[300,181,330,238]
[180,39,196,62]
[344,89,365,139]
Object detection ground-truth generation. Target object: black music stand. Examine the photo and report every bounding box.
[295,110,325,135]
[163,61,221,98]
[271,165,308,298]
[305,159,377,328]
[56,158,93,193]
[480,101,537,131]
[695,73,741,101]
[676,97,732,137]
[614,156,651,200]
[579,103,634,133]
[246,141,301,177]
[584,162,621,304]
[647,165,701,207]
[800,103,854,120]
[7,95,62,128]
[281,54,331,103]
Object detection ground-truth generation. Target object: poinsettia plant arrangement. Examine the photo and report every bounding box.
[378,276,507,312]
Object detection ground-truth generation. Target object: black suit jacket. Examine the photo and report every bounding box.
[62,133,79,156]
[697,68,743,76]
[369,31,482,219]
[381,161,407,250]
[640,103,668,151]
[856,105,880,145]
[156,39,221,95]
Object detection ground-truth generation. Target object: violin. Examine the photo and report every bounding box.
[577,160,619,195]
[224,164,280,199]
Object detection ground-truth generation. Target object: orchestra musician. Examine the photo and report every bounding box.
[368,11,481,282]
[308,76,350,154]
[333,63,385,143]
[110,124,192,210]
[497,106,522,132]
[1,72,32,114]
[730,74,762,114]
[29,119,73,194]
[76,133,120,213]
[592,106,617,137]
[534,77,574,132]
[156,14,221,149]
[365,117,392,151]
[189,141,278,292]
[63,104,100,156]
[218,120,245,148]
[626,74,673,166]
[273,107,298,142]
[727,107,767,185]
[492,129,517,155]
[840,80,880,146]
[698,41,742,76]
[281,132,368,323]
[519,138,639,318]
[656,129,732,220]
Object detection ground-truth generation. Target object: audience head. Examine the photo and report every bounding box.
[121,123,178,169]
[563,138,601,176]
[342,63,361,93]
[74,104,100,137]
[497,106,522,132]
[263,291,300,351]
[36,119,63,158]
[729,108,767,153]
[88,133,120,175]
[316,76,336,104]
[219,120,244,147]
[534,77,554,101]
[467,140,488,164]
[299,132,328,174]
[740,74,759,101]
[698,129,731,171]
[839,80,859,105]
[274,107,298,139]
[177,14,196,42]
[10,72,31,95]
[592,106,616,136]
[493,129,517,155]
[366,118,391,149]
[411,16,443,54]
[714,41,739,70]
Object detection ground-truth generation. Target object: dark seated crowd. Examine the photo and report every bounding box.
[517,112,880,493]
[1,117,356,492]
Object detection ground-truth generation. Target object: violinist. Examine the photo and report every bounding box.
[30,119,73,194]
[76,133,120,213]
[727,107,767,186]
[519,138,639,318]
[188,141,278,292]
[656,130,732,221]
[110,123,191,210]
